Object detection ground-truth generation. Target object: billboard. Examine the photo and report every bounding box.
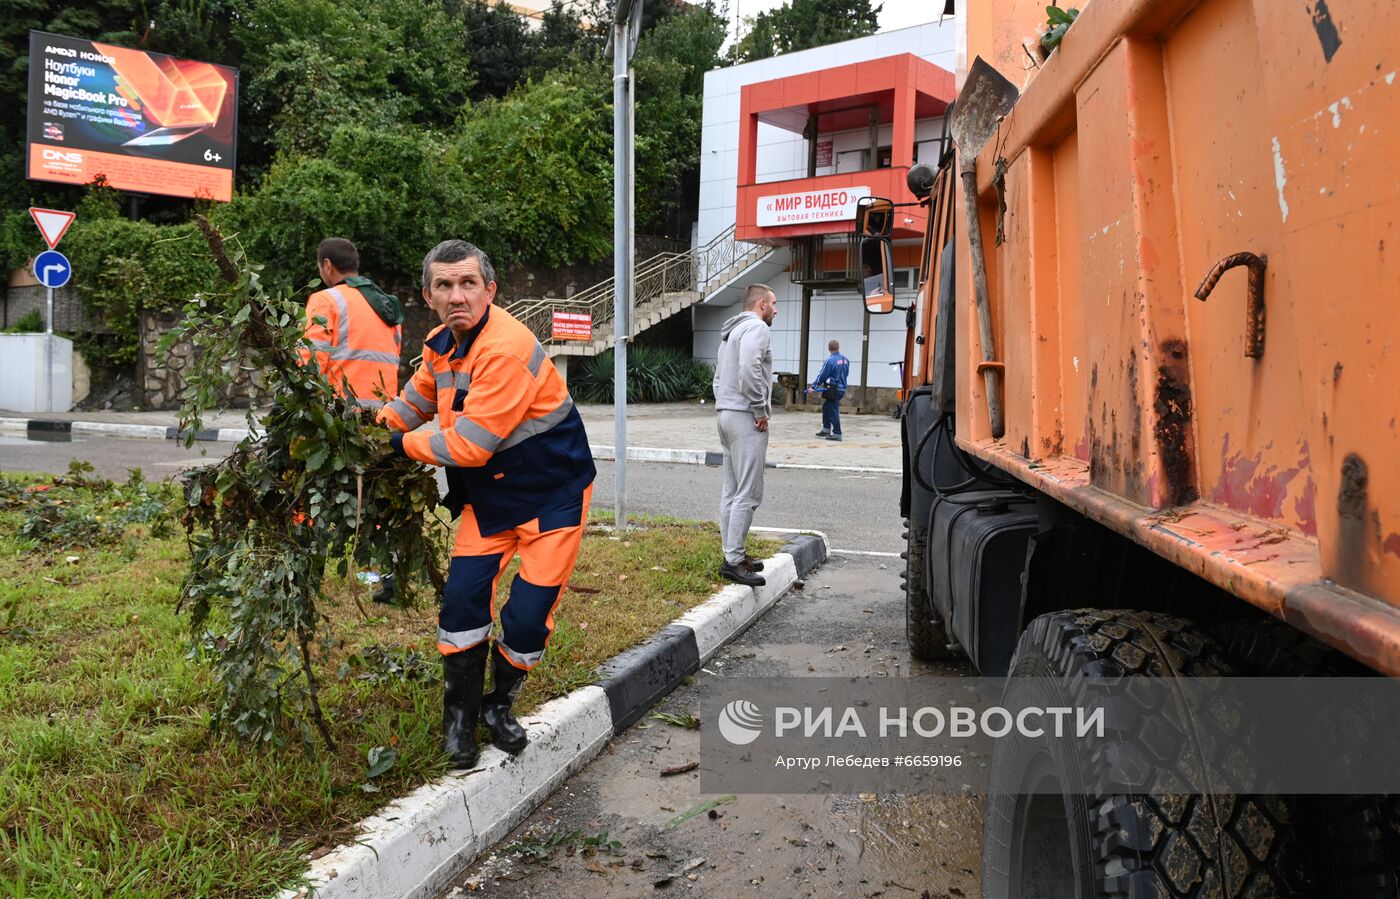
[26,31,238,202]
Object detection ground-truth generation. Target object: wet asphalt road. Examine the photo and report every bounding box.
[439,553,983,899]
[0,435,902,552]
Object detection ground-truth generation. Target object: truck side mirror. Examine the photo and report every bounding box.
[860,237,895,314]
[856,196,894,238]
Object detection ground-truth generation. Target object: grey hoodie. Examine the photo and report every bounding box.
[713,310,773,421]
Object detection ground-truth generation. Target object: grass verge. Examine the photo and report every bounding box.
[0,468,778,898]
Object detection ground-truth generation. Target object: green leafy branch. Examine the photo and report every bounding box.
[167,215,443,750]
[1040,4,1081,56]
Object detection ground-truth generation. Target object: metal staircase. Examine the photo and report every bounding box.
[509,225,778,357]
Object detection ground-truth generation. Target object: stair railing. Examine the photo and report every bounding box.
[510,224,771,344]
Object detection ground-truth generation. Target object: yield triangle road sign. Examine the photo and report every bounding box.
[29,207,76,250]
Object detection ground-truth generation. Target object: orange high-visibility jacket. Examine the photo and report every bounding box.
[379,305,595,536]
[300,284,402,407]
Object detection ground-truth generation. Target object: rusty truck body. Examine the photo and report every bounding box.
[857,0,1400,894]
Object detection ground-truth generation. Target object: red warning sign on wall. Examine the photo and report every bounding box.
[552,311,593,341]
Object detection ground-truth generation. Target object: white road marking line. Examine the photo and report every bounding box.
[829,549,901,558]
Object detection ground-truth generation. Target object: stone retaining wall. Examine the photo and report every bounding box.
[139,312,274,411]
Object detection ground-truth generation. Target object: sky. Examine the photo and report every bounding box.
[723,0,954,47]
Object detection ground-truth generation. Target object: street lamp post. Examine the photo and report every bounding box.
[611,0,642,530]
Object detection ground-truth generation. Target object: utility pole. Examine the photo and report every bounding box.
[611,0,643,530]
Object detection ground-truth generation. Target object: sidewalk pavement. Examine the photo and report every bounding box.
[0,401,903,472]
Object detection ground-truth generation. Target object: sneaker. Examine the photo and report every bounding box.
[742,555,765,572]
[720,560,766,587]
[815,429,831,438]
[826,434,843,442]
[371,575,397,605]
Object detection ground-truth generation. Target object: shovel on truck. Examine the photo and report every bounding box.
[950,57,1019,440]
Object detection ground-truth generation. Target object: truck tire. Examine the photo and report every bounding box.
[901,519,956,661]
[1214,618,1400,898]
[982,609,1310,899]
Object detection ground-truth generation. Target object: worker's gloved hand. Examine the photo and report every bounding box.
[368,429,403,464]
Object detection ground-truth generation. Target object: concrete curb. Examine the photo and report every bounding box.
[589,444,708,466]
[281,531,828,899]
[0,417,256,444]
[1,418,895,474]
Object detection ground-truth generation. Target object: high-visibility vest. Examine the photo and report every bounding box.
[380,305,596,536]
[300,284,402,407]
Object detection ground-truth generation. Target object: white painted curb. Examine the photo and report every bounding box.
[71,421,170,439]
[282,687,613,899]
[588,443,707,465]
[678,554,798,664]
[277,534,825,899]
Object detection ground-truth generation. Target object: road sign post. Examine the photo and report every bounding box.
[29,210,75,412]
[32,250,72,413]
[46,288,51,411]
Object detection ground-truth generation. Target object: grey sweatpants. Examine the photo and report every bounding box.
[717,410,769,566]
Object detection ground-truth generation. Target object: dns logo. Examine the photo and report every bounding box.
[718,699,764,745]
[43,148,82,164]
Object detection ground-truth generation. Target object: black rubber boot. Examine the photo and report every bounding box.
[442,643,488,768]
[482,648,530,754]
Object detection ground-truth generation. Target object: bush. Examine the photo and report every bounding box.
[453,70,614,267]
[3,310,43,333]
[569,346,714,404]
[58,188,225,365]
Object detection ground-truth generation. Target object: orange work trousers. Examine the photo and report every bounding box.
[435,484,592,670]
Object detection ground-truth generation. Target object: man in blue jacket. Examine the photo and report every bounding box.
[807,340,850,441]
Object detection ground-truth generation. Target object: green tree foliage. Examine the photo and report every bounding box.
[454,69,615,267]
[233,0,475,177]
[232,123,466,293]
[730,0,882,62]
[632,2,729,236]
[448,0,535,100]
[526,0,607,78]
[63,189,225,364]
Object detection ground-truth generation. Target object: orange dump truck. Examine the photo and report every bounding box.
[857,0,1400,894]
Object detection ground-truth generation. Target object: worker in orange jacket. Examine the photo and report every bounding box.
[380,239,595,768]
[301,238,404,601]
[300,237,404,409]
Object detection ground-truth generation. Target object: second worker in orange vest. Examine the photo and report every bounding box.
[300,237,404,409]
[379,239,595,769]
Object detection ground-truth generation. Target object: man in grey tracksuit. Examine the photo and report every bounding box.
[713,284,777,587]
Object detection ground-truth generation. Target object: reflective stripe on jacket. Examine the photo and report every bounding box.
[300,284,402,407]
[379,305,596,536]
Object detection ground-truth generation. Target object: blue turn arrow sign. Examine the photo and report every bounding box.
[33,249,71,289]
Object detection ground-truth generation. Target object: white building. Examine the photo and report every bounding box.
[692,20,959,394]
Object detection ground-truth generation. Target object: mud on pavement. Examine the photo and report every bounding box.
[440,553,983,899]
